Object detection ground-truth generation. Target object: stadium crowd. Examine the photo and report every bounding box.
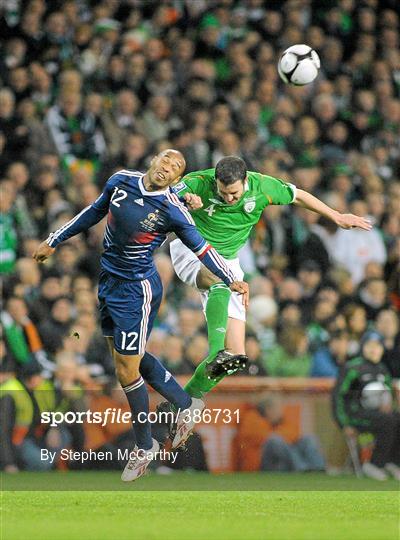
[0,0,399,471]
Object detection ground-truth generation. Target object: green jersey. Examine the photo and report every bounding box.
[173,168,296,259]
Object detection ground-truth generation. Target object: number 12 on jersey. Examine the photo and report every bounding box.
[121,331,138,350]
[111,187,128,207]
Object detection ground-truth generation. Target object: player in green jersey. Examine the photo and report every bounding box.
[170,156,372,399]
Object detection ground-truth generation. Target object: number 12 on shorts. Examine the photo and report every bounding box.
[121,331,138,351]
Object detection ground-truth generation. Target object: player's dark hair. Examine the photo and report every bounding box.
[215,156,247,186]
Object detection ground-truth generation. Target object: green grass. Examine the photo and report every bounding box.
[1,473,399,540]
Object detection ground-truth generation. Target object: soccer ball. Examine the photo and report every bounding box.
[361,381,392,410]
[278,44,320,86]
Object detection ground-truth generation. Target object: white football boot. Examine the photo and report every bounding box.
[171,397,204,449]
[362,462,388,481]
[385,463,400,481]
[121,438,159,482]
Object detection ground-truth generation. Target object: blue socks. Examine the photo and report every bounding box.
[139,352,191,410]
[122,376,152,450]
[122,354,191,449]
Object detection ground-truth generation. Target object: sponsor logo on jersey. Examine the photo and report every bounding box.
[164,371,172,382]
[134,198,144,206]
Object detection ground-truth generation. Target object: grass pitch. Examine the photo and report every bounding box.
[2,472,399,540]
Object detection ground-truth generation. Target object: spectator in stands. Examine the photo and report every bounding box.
[343,304,368,357]
[265,327,311,377]
[332,331,400,481]
[375,309,400,378]
[0,181,18,274]
[358,278,390,320]
[331,201,387,285]
[161,335,192,376]
[2,296,54,375]
[236,394,325,472]
[0,359,72,471]
[311,330,350,378]
[46,90,106,168]
[38,296,74,355]
[243,334,267,376]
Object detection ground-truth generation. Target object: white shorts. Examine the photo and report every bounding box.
[170,238,246,321]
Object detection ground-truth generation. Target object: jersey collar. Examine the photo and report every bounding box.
[138,175,169,196]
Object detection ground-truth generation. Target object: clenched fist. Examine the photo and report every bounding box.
[183,193,203,210]
[33,241,55,263]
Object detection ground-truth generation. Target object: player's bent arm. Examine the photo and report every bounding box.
[45,204,109,248]
[179,233,249,305]
[183,235,235,287]
[294,189,372,230]
[182,192,203,210]
[167,192,249,304]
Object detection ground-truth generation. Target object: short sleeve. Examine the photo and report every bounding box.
[258,174,296,206]
[172,170,211,198]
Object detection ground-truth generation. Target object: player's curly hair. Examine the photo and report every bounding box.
[215,156,247,185]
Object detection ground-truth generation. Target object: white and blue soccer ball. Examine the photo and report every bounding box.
[361,381,392,410]
[278,44,320,86]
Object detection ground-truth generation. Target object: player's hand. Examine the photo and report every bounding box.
[335,213,373,231]
[183,193,203,210]
[230,281,249,308]
[33,241,55,263]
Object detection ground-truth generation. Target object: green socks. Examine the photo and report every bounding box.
[184,283,231,398]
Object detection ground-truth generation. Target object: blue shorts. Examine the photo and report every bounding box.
[98,270,162,355]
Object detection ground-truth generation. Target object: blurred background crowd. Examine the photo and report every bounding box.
[0,0,399,472]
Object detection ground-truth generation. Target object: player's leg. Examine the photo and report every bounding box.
[170,237,230,354]
[137,273,204,448]
[183,266,232,397]
[113,349,153,450]
[225,316,246,355]
[184,265,247,398]
[197,266,231,357]
[170,239,247,398]
[106,272,202,454]
[98,272,158,480]
[107,334,192,412]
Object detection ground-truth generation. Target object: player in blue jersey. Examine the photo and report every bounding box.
[33,149,249,481]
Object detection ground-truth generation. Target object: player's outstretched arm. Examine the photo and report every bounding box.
[33,175,120,261]
[294,189,372,230]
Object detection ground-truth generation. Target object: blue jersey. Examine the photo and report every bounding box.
[47,170,235,285]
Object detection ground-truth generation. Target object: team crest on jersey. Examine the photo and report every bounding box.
[140,209,161,231]
[243,197,256,213]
